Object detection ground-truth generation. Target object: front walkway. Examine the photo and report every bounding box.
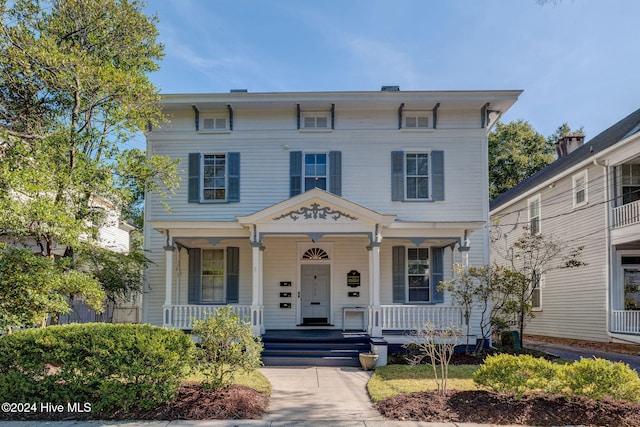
[259,366,383,421]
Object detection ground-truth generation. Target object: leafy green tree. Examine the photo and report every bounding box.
[0,0,179,327]
[489,120,555,200]
[0,243,105,331]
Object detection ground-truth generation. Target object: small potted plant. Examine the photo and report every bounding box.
[359,352,379,370]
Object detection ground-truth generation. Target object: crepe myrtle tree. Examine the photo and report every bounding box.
[492,226,586,348]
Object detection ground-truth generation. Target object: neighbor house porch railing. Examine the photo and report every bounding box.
[374,305,464,331]
[163,304,262,331]
[611,310,640,335]
[612,200,640,228]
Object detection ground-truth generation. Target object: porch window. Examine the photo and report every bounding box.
[201,249,225,303]
[407,248,430,302]
[528,195,541,235]
[621,164,640,205]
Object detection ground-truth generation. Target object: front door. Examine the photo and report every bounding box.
[301,264,330,325]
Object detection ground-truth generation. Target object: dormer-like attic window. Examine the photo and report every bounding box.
[404,112,431,129]
[303,114,329,129]
[202,114,228,131]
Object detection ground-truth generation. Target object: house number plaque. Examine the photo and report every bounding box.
[347,270,361,287]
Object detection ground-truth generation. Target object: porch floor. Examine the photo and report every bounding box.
[261,329,371,366]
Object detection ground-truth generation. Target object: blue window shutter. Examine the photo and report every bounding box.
[391,151,404,201]
[431,150,445,201]
[329,151,342,196]
[392,246,405,303]
[290,151,302,197]
[188,249,201,304]
[431,247,444,303]
[227,152,240,202]
[226,247,239,303]
[188,153,201,203]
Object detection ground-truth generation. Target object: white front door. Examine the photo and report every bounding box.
[300,264,330,324]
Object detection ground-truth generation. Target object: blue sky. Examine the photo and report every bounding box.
[143,0,640,144]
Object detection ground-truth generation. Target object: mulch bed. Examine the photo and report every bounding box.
[376,390,640,426]
[0,384,268,421]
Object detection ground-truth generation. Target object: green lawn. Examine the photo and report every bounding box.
[367,364,479,402]
[185,367,271,395]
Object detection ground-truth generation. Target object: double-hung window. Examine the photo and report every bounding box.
[188,152,240,203]
[621,163,640,205]
[573,171,587,207]
[531,272,543,310]
[201,249,225,303]
[203,154,226,201]
[304,153,327,191]
[528,195,541,235]
[392,246,445,304]
[391,151,444,201]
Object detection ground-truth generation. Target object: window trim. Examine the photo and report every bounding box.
[201,153,228,203]
[200,248,226,304]
[528,194,542,235]
[572,171,588,208]
[406,246,431,304]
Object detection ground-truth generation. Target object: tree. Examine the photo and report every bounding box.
[492,227,586,347]
[0,0,179,328]
[489,120,555,200]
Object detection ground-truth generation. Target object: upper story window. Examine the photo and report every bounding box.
[528,195,541,235]
[303,114,329,129]
[203,154,226,201]
[391,151,444,202]
[304,153,327,191]
[573,171,588,208]
[405,114,430,129]
[188,152,240,203]
[621,163,640,205]
[200,113,229,131]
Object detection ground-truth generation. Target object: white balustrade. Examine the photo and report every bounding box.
[163,305,256,330]
[612,200,640,228]
[377,305,464,330]
[611,310,640,334]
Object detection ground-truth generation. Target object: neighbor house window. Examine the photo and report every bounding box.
[405,153,430,199]
[304,153,327,191]
[531,272,543,310]
[201,249,225,303]
[573,171,587,207]
[407,248,430,303]
[528,195,541,235]
[203,154,226,201]
[621,163,640,205]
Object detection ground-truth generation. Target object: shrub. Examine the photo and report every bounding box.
[0,323,195,412]
[191,306,263,391]
[473,353,562,396]
[563,357,640,402]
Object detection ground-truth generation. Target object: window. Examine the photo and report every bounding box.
[302,113,329,129]
[188,152,240,203]
[405,153,429,199]
[621,164,640,205]
[203,154,226,201]
[528,195,541,235]
[407,248,430,302]
[573,171,587,207]
[405,115,429,129]
[202,116,227,130]
[391,151,444,202]
[304,153,327,191]
[201,249,225,303]
[531,273,543,310]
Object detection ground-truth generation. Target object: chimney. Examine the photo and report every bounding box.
[555,135,585,158]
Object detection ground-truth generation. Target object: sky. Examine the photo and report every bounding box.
[140,0,640,146]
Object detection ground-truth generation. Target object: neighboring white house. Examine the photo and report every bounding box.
[143,88,521,346]
[490,108,640,344]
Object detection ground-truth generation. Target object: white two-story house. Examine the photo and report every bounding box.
[143,88,521,348]
[490,108,640,344]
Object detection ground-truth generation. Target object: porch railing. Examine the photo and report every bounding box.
[377,305,464,330]
[612,200,640,228]
[611,310,640,335]
[163,305,256,330]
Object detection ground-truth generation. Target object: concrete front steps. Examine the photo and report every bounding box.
[261,329,371,367]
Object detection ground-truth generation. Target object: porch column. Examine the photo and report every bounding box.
[163,240,175,328]
[368,241,382,337]
[251,242,265,335]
